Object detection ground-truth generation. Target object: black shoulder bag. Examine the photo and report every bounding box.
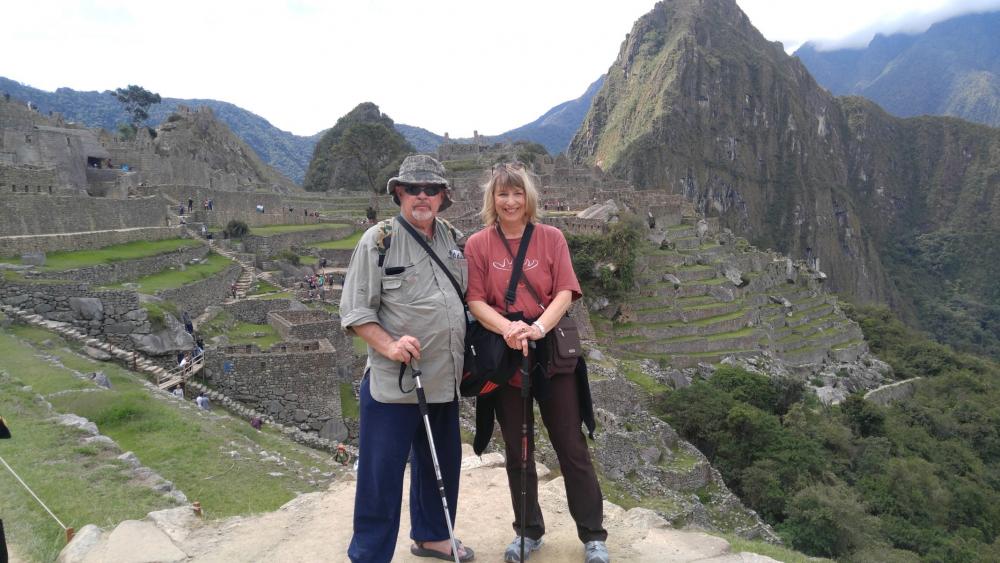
[396,216,534,397]
[494,223,582,376]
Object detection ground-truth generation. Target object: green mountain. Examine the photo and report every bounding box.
[569,0,1000,358]
[794,11,1000,128]
[302,102,413,194]
[0,77,318,184]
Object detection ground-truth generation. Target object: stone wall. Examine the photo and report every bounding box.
[27,244,208,285]
[222,299,296,324]
[544,217,607,235]
[144,186,303,228]
[267,309,337,341]
[0,165,62,194]
[0,277,148,349]
[204,340,350,434]
[157,264,241,317]
[0,226,183,257]
[242,225,355,258]
[0,194,165,237]
[311,248,354,267]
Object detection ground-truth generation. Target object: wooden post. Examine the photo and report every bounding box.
[193,501,202,517]
[65,527,75,544]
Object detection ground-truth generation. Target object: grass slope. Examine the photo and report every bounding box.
[1,239,200,270]
[0,322,342,562]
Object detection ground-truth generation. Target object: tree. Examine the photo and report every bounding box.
[110,85,162,128]
[333,122,411,198]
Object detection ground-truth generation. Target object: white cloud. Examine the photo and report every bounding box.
[2,0,998,136]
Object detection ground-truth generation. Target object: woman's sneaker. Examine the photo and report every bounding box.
[584,540,610,563]
[504,536,543,562]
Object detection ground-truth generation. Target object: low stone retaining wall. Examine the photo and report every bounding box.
[0,194,165,237]
[28,245,208,286]
[268,309,337,341]
[204,340,352,440]
[0,226,183,257]
[223,299,295,324]
[0,277,147,349]
[242,225,356,258]
[310,248,354,267]
[157,264,241,317]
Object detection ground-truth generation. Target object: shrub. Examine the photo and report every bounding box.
[224,220,250,239]
[780,483,880,558]
[276,250,301,266]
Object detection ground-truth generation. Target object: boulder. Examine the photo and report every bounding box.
[696,219,709,238]
[89,371,113,389]
[20,252,45,266]
[54,414,99,435]
[130,313,194,356]
[56,524,102,563]
[319,419,349,442]
[723,267,744,287]
[84,346,112,361]
[577,199,619,222]
[69,297,103,321]
[99,520,188,563]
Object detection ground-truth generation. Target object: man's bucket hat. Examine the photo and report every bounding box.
[386,154,453,211]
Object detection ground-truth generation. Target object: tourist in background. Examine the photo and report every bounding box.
[340,154,473,562]
[464,162,608,563]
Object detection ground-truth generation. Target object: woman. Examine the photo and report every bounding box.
[464,162,609,563]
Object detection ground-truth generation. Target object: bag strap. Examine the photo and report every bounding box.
[500,222,535,312]
[495,222,545,312]
[396,215,467,307]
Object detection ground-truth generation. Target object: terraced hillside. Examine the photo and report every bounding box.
[591,214,879,396]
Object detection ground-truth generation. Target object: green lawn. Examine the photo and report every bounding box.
[249,223,349,236]
[103,253,233,293]
[198,310,281,348]
[309,231,363,250]
[0,324,340,562]
[247,279,282,296]
[1,238,201,270]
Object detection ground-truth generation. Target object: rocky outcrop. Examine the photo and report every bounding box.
[59,446,780,563]
[568,0,1000,349]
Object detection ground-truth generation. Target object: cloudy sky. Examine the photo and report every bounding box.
[3,0,998,137]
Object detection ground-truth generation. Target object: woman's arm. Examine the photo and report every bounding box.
[528,289,573,341]
[468,300,532,356]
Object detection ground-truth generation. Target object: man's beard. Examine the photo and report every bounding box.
[412,209,434,223]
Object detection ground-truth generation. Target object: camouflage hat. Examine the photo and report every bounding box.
[386,154,452,211]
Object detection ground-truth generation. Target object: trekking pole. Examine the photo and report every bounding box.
[408,360,462,563]
[520,342,534,563]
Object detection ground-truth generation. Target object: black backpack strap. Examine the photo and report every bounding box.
[396,215,466,306]
[501,222,535,310]
[496,222,542,311]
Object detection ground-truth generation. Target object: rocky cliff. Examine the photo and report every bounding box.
[569,0,1000,355]
[154,106,298,193]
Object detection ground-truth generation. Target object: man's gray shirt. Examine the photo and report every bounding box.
[340,217,467,404]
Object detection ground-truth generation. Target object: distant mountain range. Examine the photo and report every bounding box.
[0,75,602,185]
[570,0,1000,359]
[794,10,1000,128]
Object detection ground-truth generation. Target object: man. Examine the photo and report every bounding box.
[340,154,473,562]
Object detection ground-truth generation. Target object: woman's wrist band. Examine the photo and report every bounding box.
[532,321,546,337]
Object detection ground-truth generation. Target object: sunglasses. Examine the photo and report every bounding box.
[401,184,444,197]
[491,161,526,174]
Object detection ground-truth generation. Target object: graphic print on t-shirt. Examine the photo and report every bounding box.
[491,257,539,271]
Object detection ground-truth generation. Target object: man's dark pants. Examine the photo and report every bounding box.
[348,375,462,563]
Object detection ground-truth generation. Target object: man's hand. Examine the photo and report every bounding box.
[388,335,421,364]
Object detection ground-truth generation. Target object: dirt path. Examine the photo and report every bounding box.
[68,450,778,563]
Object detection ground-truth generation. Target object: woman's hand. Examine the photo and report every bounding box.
[503,320,532,356]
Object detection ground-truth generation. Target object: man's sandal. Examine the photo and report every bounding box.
[411,540,476,562]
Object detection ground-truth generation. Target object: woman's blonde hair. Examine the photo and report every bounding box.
[479,162,542,226]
